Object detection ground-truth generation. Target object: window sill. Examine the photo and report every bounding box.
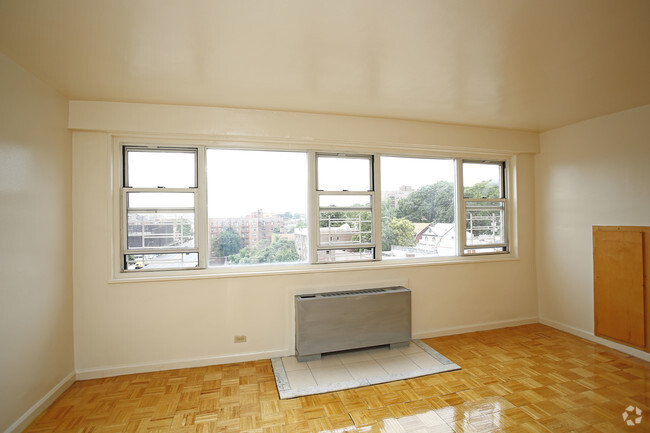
[109,253,519,284]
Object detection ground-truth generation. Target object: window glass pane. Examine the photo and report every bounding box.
[465,206,504,246]
[127,212,195,249]
[317,248,375,263]
[319,195,371,208]
[206,149,308,267]
[125,253,198,270]
[463,162,503,198]
[380,156,456,259]
[319,210,371,245]
[127,192,194,209]
[126,149,196,188]
[317,155,371,191]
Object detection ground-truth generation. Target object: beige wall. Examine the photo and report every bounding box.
[536,105,650,337]
[0,54,74,431]
[71,102,539,378]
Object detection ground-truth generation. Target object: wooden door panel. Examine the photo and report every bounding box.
[594,230,645,347]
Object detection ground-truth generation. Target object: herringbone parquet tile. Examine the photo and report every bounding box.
[24,324,650,432]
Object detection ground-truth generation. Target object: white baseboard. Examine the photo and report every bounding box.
[76,317,536,380]
[4,371,76,433]
[75,349,292,380]
[539,317,650,362]
[413,316,539,340]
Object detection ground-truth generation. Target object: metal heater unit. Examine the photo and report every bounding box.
[295,286,411,361]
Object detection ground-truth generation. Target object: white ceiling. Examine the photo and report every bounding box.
[1,0,649,132]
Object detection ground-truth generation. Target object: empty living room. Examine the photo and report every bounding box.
[1,1,649,432]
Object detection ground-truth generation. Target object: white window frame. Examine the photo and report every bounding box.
[311,152,380,263]
[120,145,207,271]
[380,154,458,258]
[458,159,509,255]
[113,137,515,278]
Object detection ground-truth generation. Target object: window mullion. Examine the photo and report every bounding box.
[455,159,465,256]
[197,146,207,268]
[373,154,381,258]
[121,188,128,260]
[308,151,318,264]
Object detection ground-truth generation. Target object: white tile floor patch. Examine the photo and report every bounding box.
[271,340,460,399]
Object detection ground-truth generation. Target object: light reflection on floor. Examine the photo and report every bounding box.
[318,398,507,432]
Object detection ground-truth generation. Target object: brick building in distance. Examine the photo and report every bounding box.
[208,209,286,256]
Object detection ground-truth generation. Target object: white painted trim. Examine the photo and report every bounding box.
[413,316,539,339]
[108,252,521,284]
[68,101,540,154]
[4,371,76,433]
[539,318,650,362]
[75,349,291,380]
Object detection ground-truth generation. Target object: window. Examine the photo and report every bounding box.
[315,154,376,262]
[118,143,510,273]
[381,156,457,259]
[206,149,308,267]
[461,161,507,254]
[122,147,199,270]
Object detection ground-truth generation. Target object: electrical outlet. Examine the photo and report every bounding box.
[234,335,247,343]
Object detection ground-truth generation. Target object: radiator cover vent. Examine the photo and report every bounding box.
[300,287,394,298]
[295,286,411,361]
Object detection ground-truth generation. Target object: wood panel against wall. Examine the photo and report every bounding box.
[593,226,649,351]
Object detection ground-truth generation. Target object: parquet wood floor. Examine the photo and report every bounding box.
[24,324,650,432]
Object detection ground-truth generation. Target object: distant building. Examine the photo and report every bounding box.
[412,223,432,244]
[416,223,474,256]
[294,224,358,261]
[208,209,286,255]
[127,214,193,249]
[382,223,462,259]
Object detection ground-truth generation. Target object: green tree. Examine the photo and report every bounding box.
[319,211,348,227]
[396,181,454,224]
[464,180,500,199]
[382,198,397,221]
[464,180,502,236]
[228,237,299,264]
[211,226,243,257]
[348,210,372,244]
[381,198,397,220]
[381,199,396,251]
[269,238,300,262]
[382,217,416,251]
